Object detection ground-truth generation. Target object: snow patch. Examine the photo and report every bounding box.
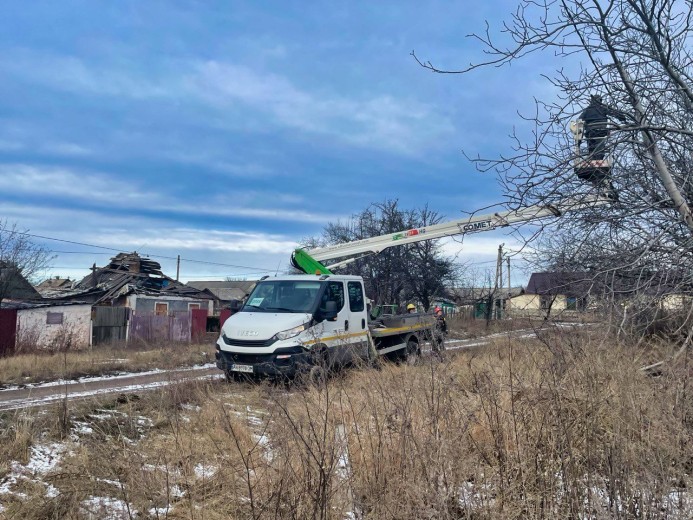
[26,443,65,474]
[81,495,135,519]
[0,363,217,393]
[194,463,217,479]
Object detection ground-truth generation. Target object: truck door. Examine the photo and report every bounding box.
[346,280,369,362]
[317,281,349,365]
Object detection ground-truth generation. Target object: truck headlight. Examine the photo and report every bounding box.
[275,323,308,341]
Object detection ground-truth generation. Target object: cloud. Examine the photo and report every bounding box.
[94,228,297,255]
[0,163,341,224]
[0,50,169,99]
[0,50,455,155]
[0,164,149,204]
[0,202,294,279]
[39,142,92,157]
[191,61,455,154]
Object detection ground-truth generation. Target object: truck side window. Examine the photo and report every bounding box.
[321,281,345,312]
[347,281,364,312]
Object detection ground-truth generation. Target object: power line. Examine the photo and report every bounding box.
[16,230,277,273]
[47,250,113,255]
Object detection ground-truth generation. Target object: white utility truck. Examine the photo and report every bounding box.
[215,274,435,379]
[215,195,609,380]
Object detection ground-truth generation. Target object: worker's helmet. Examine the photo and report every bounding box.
[406,303,416,311]
[434,306,442,314]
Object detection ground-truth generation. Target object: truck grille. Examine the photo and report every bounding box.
[226,352,274,364]
[222,335,276,348]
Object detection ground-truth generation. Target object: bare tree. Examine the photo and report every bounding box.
[0,220,53,304]
[413,0,693,335]
[311,200,460,311]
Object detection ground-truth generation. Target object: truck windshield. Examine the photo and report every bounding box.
[242,281,322,313]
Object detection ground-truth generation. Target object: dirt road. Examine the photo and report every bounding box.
[0,364,222,411]
[0,329,543,411]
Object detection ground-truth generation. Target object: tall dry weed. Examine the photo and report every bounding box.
[1,329,690,519]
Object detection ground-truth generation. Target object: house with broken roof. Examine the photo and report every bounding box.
[1,253,220,351]
[47,252,215,344]
[70,252,214,312]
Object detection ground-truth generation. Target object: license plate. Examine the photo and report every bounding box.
[230,364,254,374]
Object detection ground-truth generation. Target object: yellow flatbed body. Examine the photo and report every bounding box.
[369,314,435,338]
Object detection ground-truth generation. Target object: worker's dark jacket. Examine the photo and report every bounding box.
[580,103,627,136]
[435,315,447,335]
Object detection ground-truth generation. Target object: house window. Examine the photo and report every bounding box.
[188,303,201,311]
[46,312,64,325]
[155,302,169,316]
[566,296,577,311]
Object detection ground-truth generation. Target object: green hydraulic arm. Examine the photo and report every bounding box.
[291,194,611,275]
[291,248,333,275]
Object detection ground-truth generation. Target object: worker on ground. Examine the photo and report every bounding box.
[580,94,627,161]
[406,303,416,314]
[432,306,447,353]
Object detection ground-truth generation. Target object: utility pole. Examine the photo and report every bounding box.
[176,255,180,282]
[494,244,504,320]
[91,263,97,288]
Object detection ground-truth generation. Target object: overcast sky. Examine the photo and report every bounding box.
[0,1,559,285]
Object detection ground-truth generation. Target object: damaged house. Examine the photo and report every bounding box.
[1,253,216,351]
[55,252,214,345]
[74,252,213,312]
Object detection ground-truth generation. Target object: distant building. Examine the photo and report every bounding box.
[507,272,591,318]
[451,286,525,319]
[0,261,41,302]
[186,280,257,314]
[35,276,75,298]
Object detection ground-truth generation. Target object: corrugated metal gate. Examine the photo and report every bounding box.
[129,312,192,343]
[191,309,207,341]
[220,309,232,328]
[92,306,129,345]
[0,309,18,355]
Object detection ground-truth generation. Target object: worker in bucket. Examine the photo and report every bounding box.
[432,306,447,353]
[406,303,416,314]
[580,94,627,161]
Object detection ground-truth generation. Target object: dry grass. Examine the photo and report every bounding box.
[0,328,691,519]
[447,314,559,339]
[0,343,215,387]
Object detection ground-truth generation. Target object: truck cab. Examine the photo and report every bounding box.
[215,274,370,378]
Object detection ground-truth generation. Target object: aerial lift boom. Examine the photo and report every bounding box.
[292,194,610,275]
